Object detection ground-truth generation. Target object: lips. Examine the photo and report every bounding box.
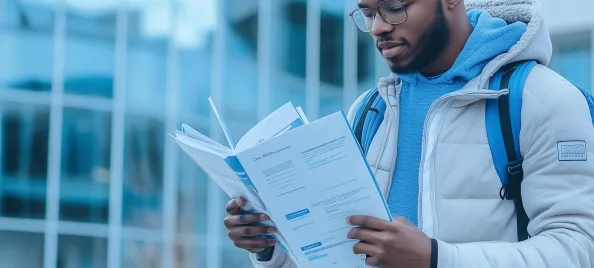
[378,42,405,58]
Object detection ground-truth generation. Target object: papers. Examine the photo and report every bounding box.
[171,100,391,268]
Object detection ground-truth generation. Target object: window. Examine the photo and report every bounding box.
[126,1,170,115]
[0,102,49,219]
[550,31,591,90]
[121,239,161,267]
[0,231,44,268]
[63,8,116,98]
[0,0,55,92]
[57,235,107,268]
[60,108,111,223]
[123,116,164,229]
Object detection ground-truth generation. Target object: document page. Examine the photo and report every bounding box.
[235,102,304,152]
[236,112,391,268]
[173,135,267,213]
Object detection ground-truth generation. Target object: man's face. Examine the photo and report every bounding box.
[358,0,450,74]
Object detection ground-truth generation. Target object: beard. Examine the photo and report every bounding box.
[389,2,450,74]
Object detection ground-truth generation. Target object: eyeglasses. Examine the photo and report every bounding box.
[349,0,409,32]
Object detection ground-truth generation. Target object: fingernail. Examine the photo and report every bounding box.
[237,198,245,206]
[260,214,269,221]
[346,216,351,224]
[267,227,276,233]
[268,239,276,246]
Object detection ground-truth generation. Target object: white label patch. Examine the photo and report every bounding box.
[558,141,587,161]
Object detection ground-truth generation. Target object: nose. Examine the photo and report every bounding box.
[370,13,393,36]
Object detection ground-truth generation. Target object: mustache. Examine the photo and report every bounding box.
[376,35,405,45]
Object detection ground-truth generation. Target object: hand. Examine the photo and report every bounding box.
[224,197,277,253]
[347,215,432,268]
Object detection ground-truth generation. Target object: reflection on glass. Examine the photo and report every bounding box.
[57,235,107,268]
[271,0,307,111]
[0,1,55,91]
[60,108,111,223]
[123,116,164,229]
[121,240,162,268]
[126,1,170,114]
[0,231,44,268]
[320,0,345,117]
[63,7,116,98]
[0,103,49,219]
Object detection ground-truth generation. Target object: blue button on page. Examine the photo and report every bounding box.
[285,209,310,220]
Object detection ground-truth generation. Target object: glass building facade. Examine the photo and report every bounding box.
[0,0,591,268]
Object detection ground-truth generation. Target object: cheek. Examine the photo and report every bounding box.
[400,7,434,46]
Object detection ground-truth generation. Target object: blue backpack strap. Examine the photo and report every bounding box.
[486,60,537,242]
[353,87,386,155]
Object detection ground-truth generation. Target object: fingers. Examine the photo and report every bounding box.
[225,197,245,215]
[392,215,413,226]
[353,242,382,267]
[347,215,393,231]
[352,241,381,257]
[232,237,276,250]
[228,225,276,238]
[347,227,383,244]
[224,213,269,228]
[247,248,268,253]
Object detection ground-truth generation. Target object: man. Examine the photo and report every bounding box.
[224,0,594,267]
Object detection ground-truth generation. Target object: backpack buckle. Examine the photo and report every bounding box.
[507,159,523,175]
[506,159,524,200]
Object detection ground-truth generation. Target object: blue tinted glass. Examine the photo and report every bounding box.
[222,0,259,136]
[271,0,307,114]
[60,108,111,223]
[320,0,345,117]
[1,231,44,268]
[123,115,164,229]
[126,2,169,115]
[551,47,591,90]
[64,7,116,98]
[0,102,49,219]
[121,239,161,267]
[58,235,107,268]
[0,1,54,92]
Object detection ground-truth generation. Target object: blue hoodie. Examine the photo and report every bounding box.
[387,10,527,226]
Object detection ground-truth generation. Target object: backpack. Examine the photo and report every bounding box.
[353,60,594,242]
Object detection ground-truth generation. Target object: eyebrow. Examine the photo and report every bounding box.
[358,3,368,8]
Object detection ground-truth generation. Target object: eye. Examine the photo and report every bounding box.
[388,5,405,12]
[361,9,374,18]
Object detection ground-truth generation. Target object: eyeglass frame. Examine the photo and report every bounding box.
[348,0,409,32]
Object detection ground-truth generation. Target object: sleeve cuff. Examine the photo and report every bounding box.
[249,245,289,268]
[436,239,458,268]
[430,238,438,268]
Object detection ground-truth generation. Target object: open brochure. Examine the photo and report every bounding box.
[171,99,392,268]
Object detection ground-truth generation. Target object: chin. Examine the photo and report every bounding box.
[387,61,415,74]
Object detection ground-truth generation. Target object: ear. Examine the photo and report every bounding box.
[444,0,463,10]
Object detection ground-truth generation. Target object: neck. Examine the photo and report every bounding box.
[419,17,473,77]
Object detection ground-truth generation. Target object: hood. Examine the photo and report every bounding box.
[466,0,553,88]
[379,0,553,90]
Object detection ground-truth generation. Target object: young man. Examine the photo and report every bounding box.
[224,0,594,267]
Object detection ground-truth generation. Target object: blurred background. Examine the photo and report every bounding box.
[0,0,591,267]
